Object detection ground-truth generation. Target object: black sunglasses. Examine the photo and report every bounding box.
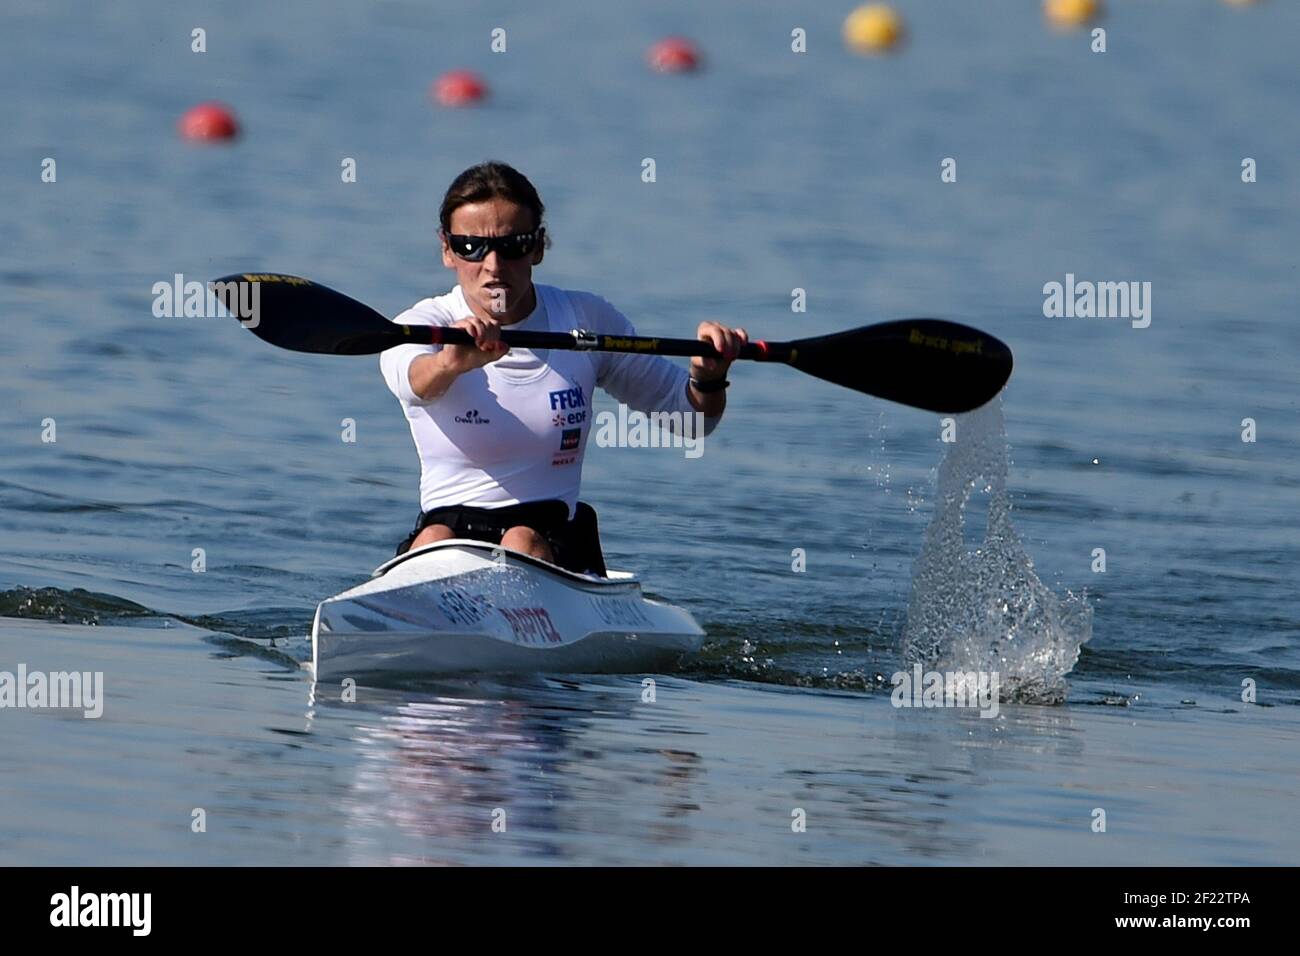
[444,228,544,262]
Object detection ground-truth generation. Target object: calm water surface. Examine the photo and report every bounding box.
[2,0,1298,864]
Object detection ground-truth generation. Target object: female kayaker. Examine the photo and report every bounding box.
[380,161,746,575]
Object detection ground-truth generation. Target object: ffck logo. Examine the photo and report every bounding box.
[50,886,151,936]
[548,386,586,411]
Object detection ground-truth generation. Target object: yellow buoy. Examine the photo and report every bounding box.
[1043,0,1103,29]
[843,4,905,54]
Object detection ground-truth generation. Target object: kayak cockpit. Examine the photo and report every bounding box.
[370,539,635,585]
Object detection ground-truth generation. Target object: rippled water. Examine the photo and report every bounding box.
[2,0,1299,864]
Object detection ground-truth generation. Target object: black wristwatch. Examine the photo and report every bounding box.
[689,377,730,394]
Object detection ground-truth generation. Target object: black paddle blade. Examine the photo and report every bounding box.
[209,273,421,355]
[785,319,1013,413]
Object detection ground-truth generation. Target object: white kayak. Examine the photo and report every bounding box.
[311,539,705,681]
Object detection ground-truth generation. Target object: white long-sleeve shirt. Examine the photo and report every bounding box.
[380,282,718,516]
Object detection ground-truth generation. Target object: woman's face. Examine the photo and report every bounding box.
[440,197,544,322]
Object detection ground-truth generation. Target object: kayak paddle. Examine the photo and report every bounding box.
[210,272,1012,413]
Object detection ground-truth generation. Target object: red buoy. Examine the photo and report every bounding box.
[432,70,488,107]
[647,37,700,73]
[178,102,240,142]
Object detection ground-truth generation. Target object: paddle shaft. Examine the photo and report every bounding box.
[210,272,1013,412]
[412,325,788,362]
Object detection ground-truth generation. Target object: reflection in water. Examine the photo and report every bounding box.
[299,675,1102,865]
[289,668,1300,865]
[305,677,704,864]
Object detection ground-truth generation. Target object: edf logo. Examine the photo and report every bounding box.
[548,386,586,411]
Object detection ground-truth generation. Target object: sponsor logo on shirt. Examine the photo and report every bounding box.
[552,410,587,427]
[552,427,581,466]
[548,386,586,411]
[454,409,491,425]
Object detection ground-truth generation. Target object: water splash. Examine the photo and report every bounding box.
[902,398,1092,704]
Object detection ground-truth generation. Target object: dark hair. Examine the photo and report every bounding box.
[439,161,547,238]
